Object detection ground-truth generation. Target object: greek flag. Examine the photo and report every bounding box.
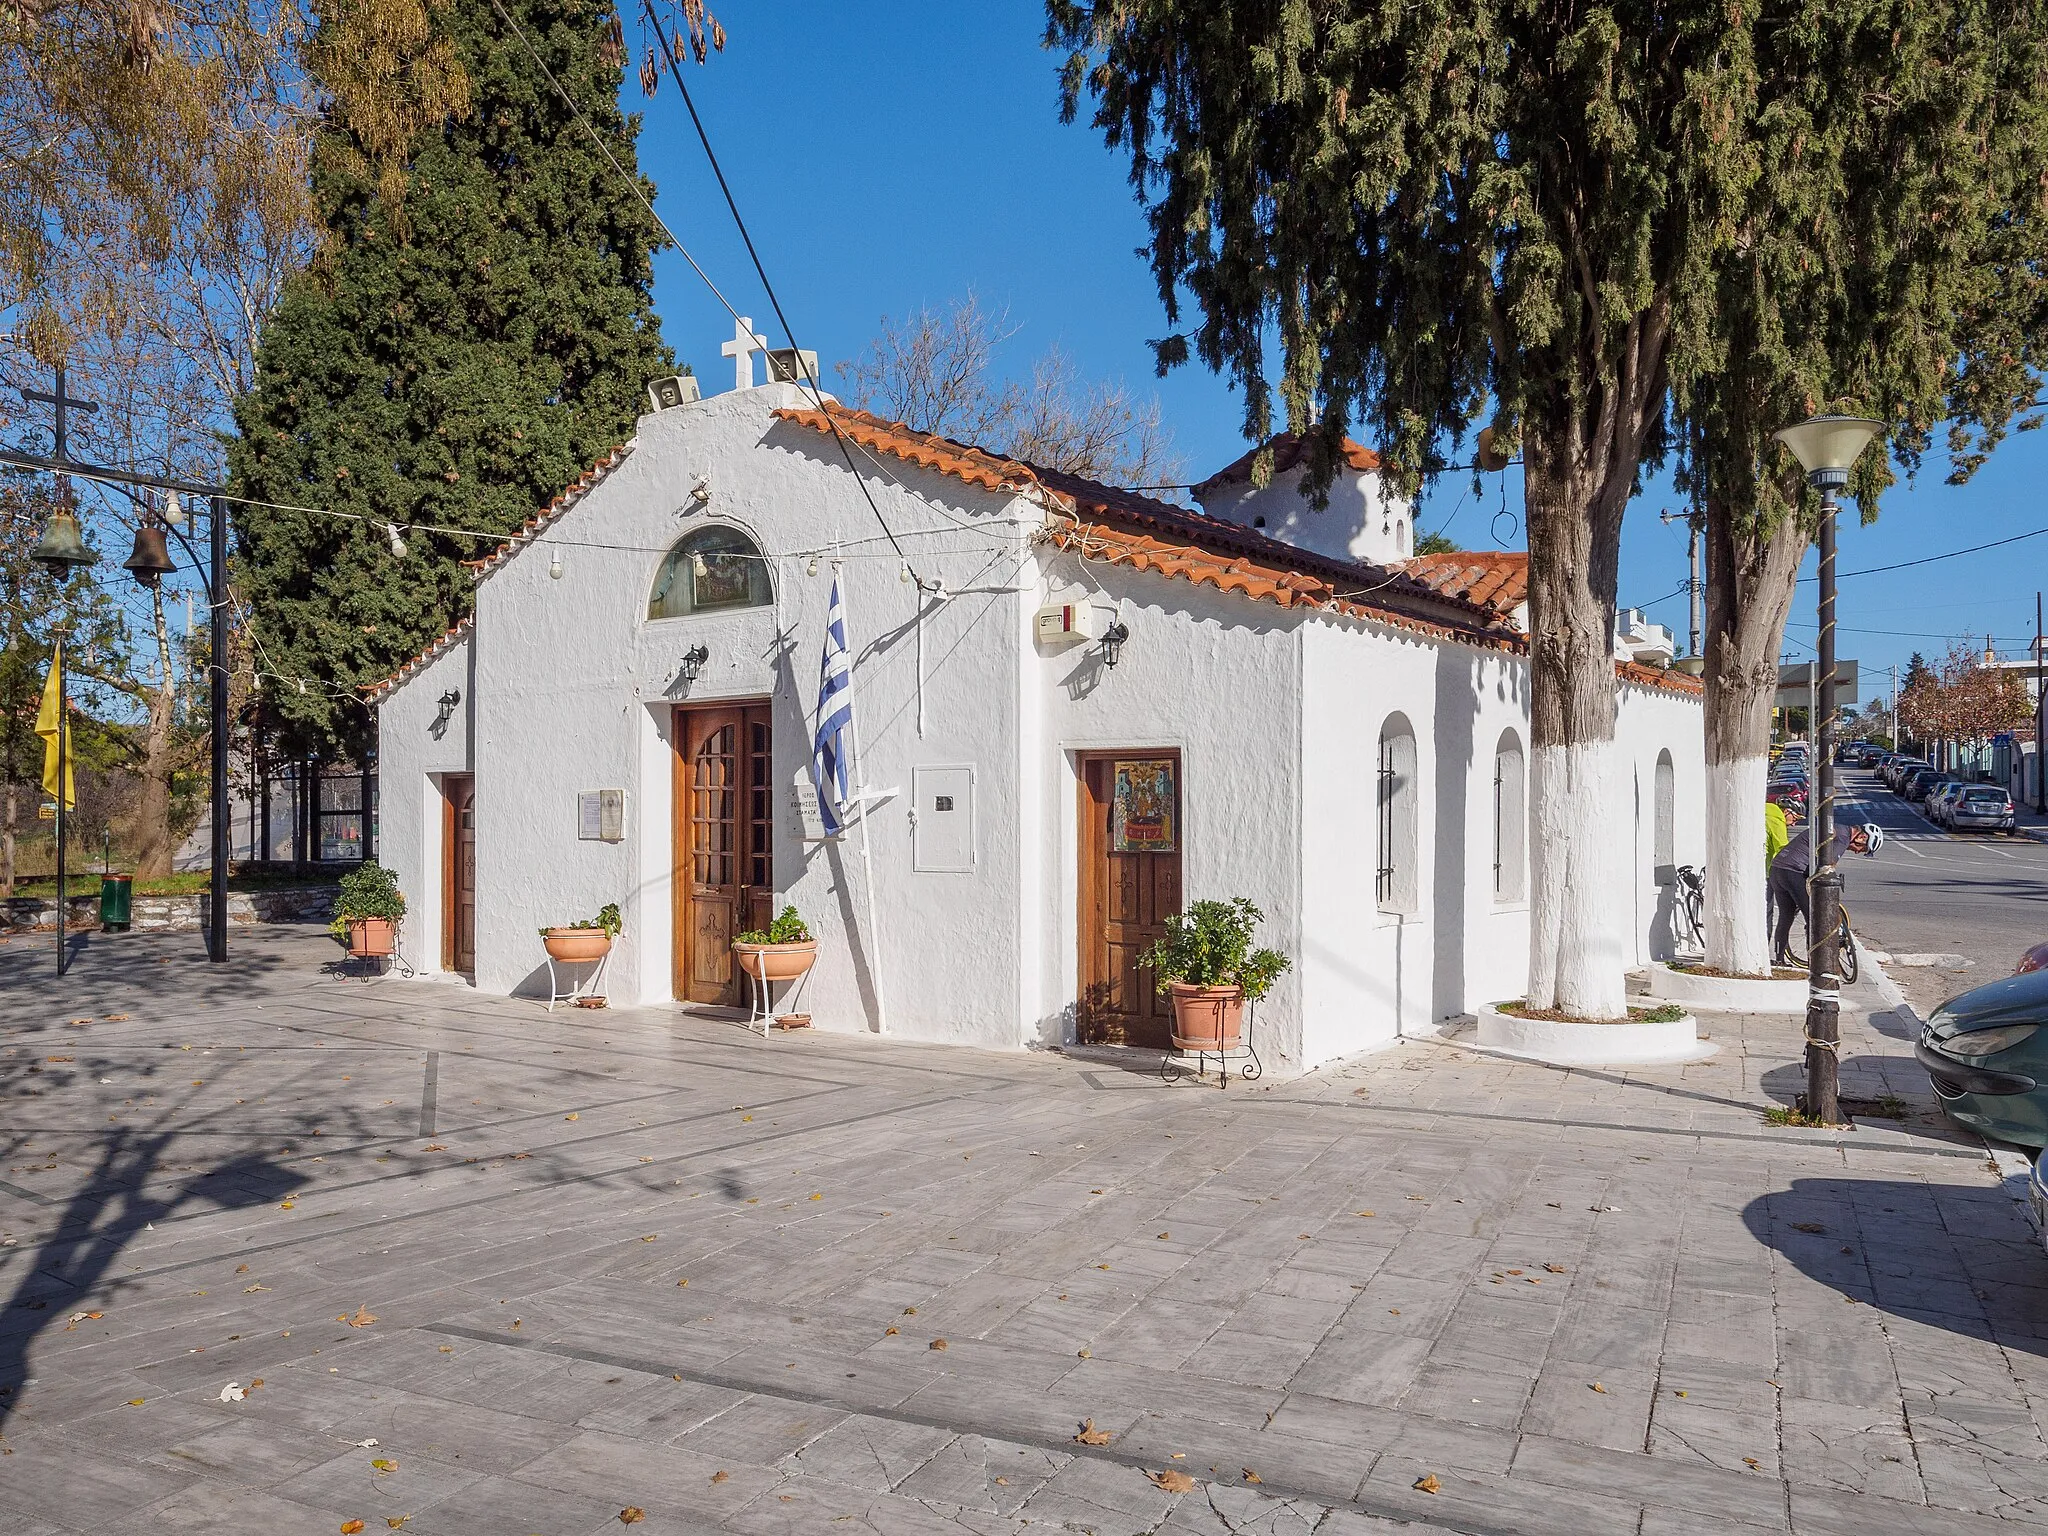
[812,573,855,836]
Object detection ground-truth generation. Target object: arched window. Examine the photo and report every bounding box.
[1493,729,1527,902]
[1376,714,1419,914]
[648,525,771,620]
[1654,749,1676,877]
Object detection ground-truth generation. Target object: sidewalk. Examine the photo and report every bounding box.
[0,926,2039,1536]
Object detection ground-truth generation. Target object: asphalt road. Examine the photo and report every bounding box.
[1828,766,2048,1017]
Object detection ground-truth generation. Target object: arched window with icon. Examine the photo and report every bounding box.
[648,525,772,621]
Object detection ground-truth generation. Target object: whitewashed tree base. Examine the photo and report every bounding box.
[1473,1001,1715,1066]
[1645,961,1807,1013]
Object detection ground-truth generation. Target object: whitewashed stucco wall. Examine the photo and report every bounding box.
[375,635,472,977]
[1029,550,1307,1067]
[1617,681,1708,965]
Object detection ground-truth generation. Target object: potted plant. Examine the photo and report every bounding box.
[1143,898,1290,1051]
[331,862,405,959]
[542,903,621,963]
[732,905,817,984]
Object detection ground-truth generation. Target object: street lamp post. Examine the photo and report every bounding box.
[1773,413,1885,1125]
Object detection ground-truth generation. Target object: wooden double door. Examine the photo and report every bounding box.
[1077,751,1182,1047]
[673,703,774,1006]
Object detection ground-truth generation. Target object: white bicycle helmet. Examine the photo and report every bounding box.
[1861,822,1885,854]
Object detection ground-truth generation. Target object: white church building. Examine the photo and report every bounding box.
[372,339,1705,1074]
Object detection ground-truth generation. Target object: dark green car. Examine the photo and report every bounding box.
[1918,970,2048,1148]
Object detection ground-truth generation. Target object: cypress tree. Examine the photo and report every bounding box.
[229,0,673,751]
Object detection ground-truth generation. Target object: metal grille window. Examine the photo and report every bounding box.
[1492,730,1526,902]
[1376,716,1418,913]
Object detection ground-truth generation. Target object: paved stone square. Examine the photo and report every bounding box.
[2,925,2044,1535]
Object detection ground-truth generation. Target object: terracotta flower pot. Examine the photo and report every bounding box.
[347,917,396,959]
[1168,982,1245,1051]
[544,927,613,963]
[732,939,817,983]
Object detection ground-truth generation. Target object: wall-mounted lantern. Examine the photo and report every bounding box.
[1101,621,1130,669]
[431,688,461,739]
[679,644,709,684]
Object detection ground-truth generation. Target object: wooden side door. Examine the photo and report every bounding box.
[1077,752,1182,1046]
[442,775,476,975]
[674,703,774,1006]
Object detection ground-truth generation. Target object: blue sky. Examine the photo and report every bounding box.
[630,2,2048,703]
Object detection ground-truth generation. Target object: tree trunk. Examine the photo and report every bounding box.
[1524,432,1630,1019]
[2,781,14,897]
[1702,502,1809,976]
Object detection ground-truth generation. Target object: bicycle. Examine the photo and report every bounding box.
[1672,864,1706,951]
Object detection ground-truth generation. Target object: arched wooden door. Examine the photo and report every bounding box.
[674,703,773,1005]
[442,775,476,975]
[1077,751,1181,1046]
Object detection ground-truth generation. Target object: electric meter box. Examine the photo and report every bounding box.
[1033,601,1102,646]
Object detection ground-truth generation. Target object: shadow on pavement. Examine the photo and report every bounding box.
[1756,1056,1978,1148]
[1743,1176,2048,1355]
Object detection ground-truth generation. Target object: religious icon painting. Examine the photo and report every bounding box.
[1111,759,1177,853]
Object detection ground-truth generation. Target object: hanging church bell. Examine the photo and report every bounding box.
[122,521,178,586]
[30,506,96,570]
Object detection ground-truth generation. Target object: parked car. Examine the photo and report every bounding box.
[1950,784,2019,835]
[1857,745,1886,767]
[1927,781,1968,826]
[1917,969,2048,1148]
[1903,767,1948,803]
[1887,757,1930,790]
[1766,778,1808,814]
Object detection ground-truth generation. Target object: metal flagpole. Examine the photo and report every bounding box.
[55,641,67,979]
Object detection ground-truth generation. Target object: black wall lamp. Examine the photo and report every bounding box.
[1101,621,1130,669]
[431,688,461,738]
[679,644,710,684]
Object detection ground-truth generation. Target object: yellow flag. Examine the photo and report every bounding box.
[36,642,74,811]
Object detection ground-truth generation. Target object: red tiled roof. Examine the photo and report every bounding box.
[1193,432,1381,497]
[771,405,1490,630]
[1398,550,1530,620]
[462,443,636,581]
[367,617,471,702]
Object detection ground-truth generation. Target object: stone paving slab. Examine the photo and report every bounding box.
[1,925,2045,1534]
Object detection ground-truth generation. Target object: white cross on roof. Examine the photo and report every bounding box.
[721,315,768,392]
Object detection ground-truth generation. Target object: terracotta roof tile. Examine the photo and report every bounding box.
[1398,550,1530,619]
[1193,432,1381,497]
[772,405,1489,629]
[367,617,472,702]
[462,442,636,581]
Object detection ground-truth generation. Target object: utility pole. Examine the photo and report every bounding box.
[1660,509,1704,659]
[2036,595,2044,814]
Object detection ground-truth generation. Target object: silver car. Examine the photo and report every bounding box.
[1950,784,2018,835]
[1927,781,1968,825]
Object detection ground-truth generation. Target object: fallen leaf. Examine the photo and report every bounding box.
[1590,1382,1607,1393]
[386,1520,409,1531]
[1096,1264,1111,1271]
[1743,1457,1761,1469]
[1074,1419,1113,1446]
[245,1284,268,1293]
[1507,1269,1523,1276]
[371,1458,397,1473]
[994,1475,1010,1485]
[809,1193,822,1201]
[903,1307,917,1315]
[103,1014,128,1021]
[928,1338,947,1351]
[1077,1348,1091,1358]
[741,1115,752,1122]
[235,1265,249,1273]
[1543,1263,1566,1273]
[438,1346,454,1353]
[1674,1390,1688,1398]
[710,1471,729,1484]
[1356,1210,1375,1217]
[1243,1468,1262,1484]
[619,1513,645,1528]
[640,1234,657,1243]
[348,1439,379,1449]
[676,1278,688,1288]
[422,1144,447,1152]
[564,1113,579,1121]
[1157,1232,1170,1240]
[278,1199,296,1210]
[125,1398,145,1407]
[342,1523,366,1534]
[1149,1469,1196,1493]
[884,1327,899,1336]
[46,1056,72,1063]
[1414,1474,1441,1494]
[219,1383,246,1402]
[1792,1222,1826,1234]
[341,1305,377,1328]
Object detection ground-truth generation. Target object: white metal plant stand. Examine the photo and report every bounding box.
[544,949,609,1012]
[737,952,811,1037]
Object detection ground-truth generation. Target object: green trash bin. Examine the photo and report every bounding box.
[100,873,133,933]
